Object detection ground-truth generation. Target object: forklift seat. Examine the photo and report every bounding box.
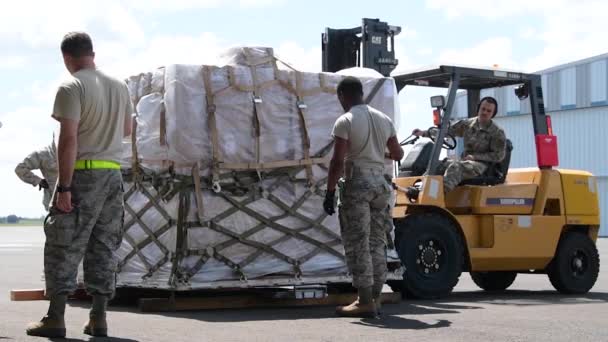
[398,140,433,177]
[459,139,513,186]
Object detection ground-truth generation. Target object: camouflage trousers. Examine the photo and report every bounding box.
[338,167,393,292]
[439,159,487,193]
[44,169,124,298]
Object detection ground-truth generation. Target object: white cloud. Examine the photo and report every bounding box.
[416,48,433,56]
[519,27,539,40]
[99,33,228,78]
[391,34,422,74]
[274,42,321,72]
[425,0,551,20]
[0,55,27,69]
[426,0,608,71]
[0,0,285,50]
[0,106,57,164]
[437,37,517,69]
[126,0,222,10]
[524,1,608,71]
[105,3,146,45]
[0,1,145,48]
[0,165,48,217]
[125,0,284,11]
[238,0,285,8]
[400,27,418,40]
[397,87,438,138]
[95,34,321,78]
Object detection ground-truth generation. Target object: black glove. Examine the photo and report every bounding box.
[38,179,49,190]
[323,190,336,216]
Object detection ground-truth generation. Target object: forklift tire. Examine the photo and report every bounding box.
[470,271,517,292]
[547,232,600,294]
[395,213,464,299]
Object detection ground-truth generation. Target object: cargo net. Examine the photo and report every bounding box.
[116,47,400,290]
[117,165,348,290]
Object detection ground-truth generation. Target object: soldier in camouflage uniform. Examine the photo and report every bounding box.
[413,96,507,193]
[26,32,133,338]
[15,140,58,211]
[324,77,403,318]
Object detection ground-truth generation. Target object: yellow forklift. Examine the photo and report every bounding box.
[322,19,601,299]
[387,66,601,299]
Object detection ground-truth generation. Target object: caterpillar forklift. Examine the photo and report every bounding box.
[323,19,601,299]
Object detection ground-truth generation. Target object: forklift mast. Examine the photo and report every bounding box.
[322,18,401,77]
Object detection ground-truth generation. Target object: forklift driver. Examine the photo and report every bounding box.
[412,96,507,193]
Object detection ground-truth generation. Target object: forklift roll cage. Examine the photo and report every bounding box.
[392,65,553,175]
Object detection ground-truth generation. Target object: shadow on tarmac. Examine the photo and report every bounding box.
[62,289,608,331]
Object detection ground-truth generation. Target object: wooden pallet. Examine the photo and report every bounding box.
[10,288,89,301]
[11,287,402,313]
[138,292,401,312]
[10,289,46,301]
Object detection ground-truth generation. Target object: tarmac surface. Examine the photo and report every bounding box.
[1,227,607,342]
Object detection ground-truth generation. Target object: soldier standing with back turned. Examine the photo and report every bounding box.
[324,76,404,317]
[26,32,133,338]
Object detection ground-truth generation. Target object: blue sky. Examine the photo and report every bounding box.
[1,0,606,217]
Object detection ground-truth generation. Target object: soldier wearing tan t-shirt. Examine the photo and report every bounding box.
[324,76,403,318]
[27,32,133,339]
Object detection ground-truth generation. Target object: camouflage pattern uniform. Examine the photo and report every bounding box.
[331,104,397,299]
[339,166,393,295]
[439,117,507,193]
[44,170,124,298]
[15,142,58,211]
[26,37,131,339]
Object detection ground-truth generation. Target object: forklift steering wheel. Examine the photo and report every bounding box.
[400,135,419,146]
[427,126,457,150]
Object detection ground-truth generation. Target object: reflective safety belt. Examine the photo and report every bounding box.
[74,160,121,170]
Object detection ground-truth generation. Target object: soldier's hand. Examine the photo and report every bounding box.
[412,129,424,137]
[323,190,336,216]
[56,192,73,213]
[38,179,49,190]
[464,155,475,161]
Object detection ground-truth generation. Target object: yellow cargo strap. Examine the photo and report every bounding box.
[74,160,121,170]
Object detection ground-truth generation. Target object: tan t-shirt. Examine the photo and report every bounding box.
[52,68,132,162]
[331,104,396,171]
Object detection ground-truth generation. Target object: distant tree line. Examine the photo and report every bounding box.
[0,215,45,224]
[0,215,19,223]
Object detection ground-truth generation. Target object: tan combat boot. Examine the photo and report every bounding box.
[26,295,67,338]
[26,316,66,338]
[335,299,377,318]
[83,295,108,337]
[83,315,107,337]
[335,287,377,318]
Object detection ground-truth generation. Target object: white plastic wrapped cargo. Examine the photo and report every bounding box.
[125,68,169,173]
[157,50,399,177]
[118,47,403,290]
